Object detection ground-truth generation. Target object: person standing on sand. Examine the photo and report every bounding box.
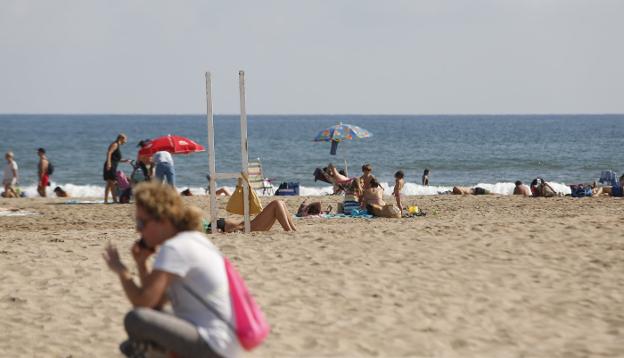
[153,150,175,188]
[2,151,19,198]
[37,148,50,197]
[393,170,405,213]
[103,134,128,203]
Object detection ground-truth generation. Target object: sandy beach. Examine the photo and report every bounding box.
[1,194,623,357]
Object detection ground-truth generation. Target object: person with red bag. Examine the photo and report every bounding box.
[103,182,261,357]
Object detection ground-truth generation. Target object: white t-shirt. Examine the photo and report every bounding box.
[153,231,241,358]
[3,160,18,182]
[153,151,174,165]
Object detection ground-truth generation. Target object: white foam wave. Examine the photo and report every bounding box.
[14,181,572,198]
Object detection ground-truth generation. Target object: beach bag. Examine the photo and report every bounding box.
[368,204,401,218]
[46,162,54,175]
[226,176,263,215]
[275,182,299,196]
[183,257,270,351]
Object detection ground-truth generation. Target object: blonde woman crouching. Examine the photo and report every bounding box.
[103,181,240,358]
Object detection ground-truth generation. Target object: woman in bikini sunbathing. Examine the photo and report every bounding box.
[210,200,297,233]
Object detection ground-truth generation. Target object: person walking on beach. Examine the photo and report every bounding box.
[422,168,430,186]
[37,148,50,197]
[153,150,175,188]
[393,170,405,214]
[102,182,241,357]
[2,151,19,198]
[103,134,128,203]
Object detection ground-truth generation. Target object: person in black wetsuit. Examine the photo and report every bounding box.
[103,133,128,203]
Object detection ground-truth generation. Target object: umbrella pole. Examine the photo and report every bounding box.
[239,71,251,233]
[205,72,218,233]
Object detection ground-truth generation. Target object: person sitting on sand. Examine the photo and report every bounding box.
[513,180,531,196]
[359,164,375,191]
[53,186,69,198]
[530,178,558,197]
[102,181,241,358]
[360,177,386,208]
[452,186,491,195]
[209,199,297,233]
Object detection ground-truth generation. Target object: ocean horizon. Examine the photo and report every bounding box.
[1,113,622,198]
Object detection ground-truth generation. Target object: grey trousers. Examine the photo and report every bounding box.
[124,308,222,358]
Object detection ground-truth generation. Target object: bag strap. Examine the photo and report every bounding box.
[181,282,237,334]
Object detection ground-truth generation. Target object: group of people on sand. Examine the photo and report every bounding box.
[317,163,418,216]
[103,134,184,203]
[2,148,66,198]
[451,175,624,198]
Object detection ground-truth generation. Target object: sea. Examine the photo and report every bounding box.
[1,114,622,198]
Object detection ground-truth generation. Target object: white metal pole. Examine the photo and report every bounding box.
[239,70,251,233]
[205,72,218,233]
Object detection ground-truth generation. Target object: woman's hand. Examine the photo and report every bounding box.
[131,240,155,265]
[106,162,111,171]
[102,242,128,275]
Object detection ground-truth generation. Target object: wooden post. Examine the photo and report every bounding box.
[205,72,218,232]
[239,70,251,233]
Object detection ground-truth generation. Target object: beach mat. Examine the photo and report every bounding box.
[0,210,37,217]
[63,200,106,205]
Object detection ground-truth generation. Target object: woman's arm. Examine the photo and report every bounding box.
[103,243,171,308]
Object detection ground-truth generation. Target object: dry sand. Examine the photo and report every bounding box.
[1,194,623,357]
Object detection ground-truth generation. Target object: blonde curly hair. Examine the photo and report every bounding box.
[133,182,202,232]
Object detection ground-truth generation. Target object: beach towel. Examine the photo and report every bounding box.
[570,184,592,198]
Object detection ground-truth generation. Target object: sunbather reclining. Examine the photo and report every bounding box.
[452,186,491,195]
[210,199,297,233]
[591,174,624,197]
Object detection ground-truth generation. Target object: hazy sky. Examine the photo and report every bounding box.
[1,0,622,114]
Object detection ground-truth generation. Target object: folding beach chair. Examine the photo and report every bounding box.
[248,159,274,195]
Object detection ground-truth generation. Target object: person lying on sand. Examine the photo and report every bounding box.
[102,181,240,357]
[209,199,296,233]
[591,174,624,197]
[53,186,69,198]
[513,181,531,196]
[452,186,491,195]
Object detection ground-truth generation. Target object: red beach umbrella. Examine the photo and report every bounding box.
[138,135,205,157]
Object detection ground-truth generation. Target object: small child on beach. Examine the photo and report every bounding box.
[359,163,374,191]
[422,168,430,186]
[393,170,405,214]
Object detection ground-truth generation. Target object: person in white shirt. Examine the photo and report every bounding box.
[153,150,176,187]
[2,152,19,198]
[103,182,240,358]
